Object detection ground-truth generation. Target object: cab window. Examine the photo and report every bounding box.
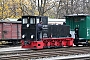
[30,18,35,24]
[22,18,28,24]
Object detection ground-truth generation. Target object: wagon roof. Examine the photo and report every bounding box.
[65,14,90,17]
[0,20,21,23]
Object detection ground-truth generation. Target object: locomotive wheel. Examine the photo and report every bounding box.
[12,41,18,45]
[83,44,87,47]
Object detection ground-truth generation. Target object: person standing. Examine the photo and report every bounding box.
[37,21,43,41]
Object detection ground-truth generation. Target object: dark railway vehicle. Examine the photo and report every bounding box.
[0,21,21,45]
[21,16,73,49]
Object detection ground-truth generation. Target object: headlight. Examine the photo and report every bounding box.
[22,35,25,38]
[31,35,34,39]
[27,24,29,27]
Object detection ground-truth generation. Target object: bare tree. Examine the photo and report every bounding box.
[37,0,56,16]
[0,0,90,19]
[54,0,90,18]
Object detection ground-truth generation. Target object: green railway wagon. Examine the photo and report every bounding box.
[65,14,90,46]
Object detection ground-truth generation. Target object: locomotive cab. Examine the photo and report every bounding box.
[22,16,41,41]
[21,16,48,49]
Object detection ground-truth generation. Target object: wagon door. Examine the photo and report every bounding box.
[3,23,12,39]
[17,23,21,39]
[12,23,18,39]
[0,23,2,39]
[79,17,86,38]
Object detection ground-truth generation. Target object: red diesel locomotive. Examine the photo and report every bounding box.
[21,16,74,49]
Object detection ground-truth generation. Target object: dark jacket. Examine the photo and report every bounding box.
[37,23,43,32]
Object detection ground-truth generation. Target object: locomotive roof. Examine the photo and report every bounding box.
[22,15,48,17]
[65,14,90,17]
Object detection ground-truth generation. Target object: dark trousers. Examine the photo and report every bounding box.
[37,32,40,41]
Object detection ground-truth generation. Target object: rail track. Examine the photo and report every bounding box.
[0,44,20,48]
[0,46,90,60]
